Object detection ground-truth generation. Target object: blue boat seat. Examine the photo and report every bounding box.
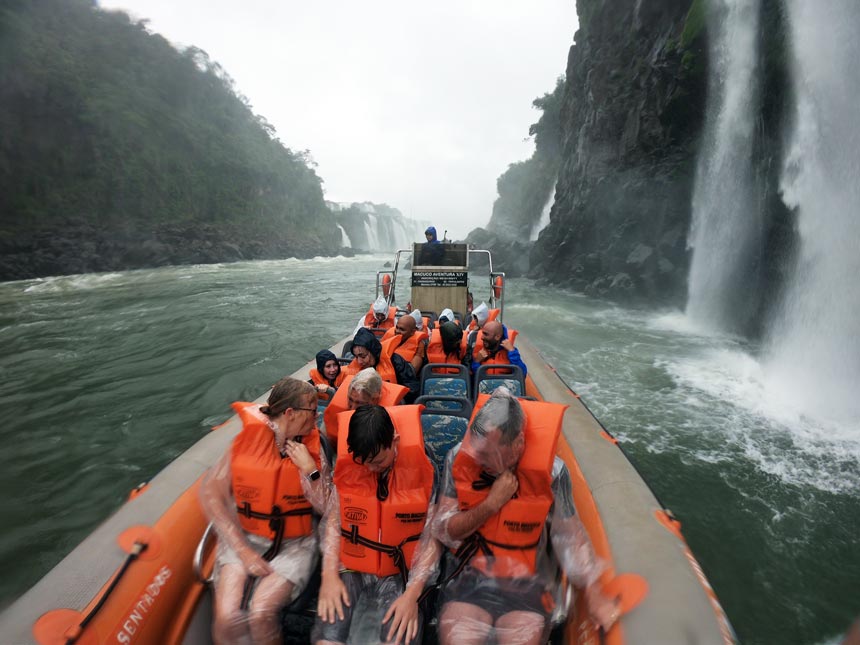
[415,395,473,476]
[474,364,525,397]
[420,363,470,402]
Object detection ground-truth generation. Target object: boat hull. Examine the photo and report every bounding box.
[0,335,734,644]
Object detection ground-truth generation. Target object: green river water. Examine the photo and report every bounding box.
[1,255,857,644]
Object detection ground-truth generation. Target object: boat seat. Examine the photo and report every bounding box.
[415,395,472,476]
[341,341,353,358]
[337,357,352,366]
[420,363,470,401]
[474,364,525,397]
[370,328,387,339]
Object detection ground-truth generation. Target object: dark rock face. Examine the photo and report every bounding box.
[523,0,793,320]
[464,227,531,278]
[530,0,709,305]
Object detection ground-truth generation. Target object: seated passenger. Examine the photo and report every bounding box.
[437,308,457,325]
[344,327,420,403]
[354,295,397,336]
[468,320,527,377]
[382,310,428,374]
[314,404,441,645]
[432,388,618,644]
[322,368,408,446]
[310,349,344,400]
[200,378,330,645]
[427,320,466,366]
[466,302,499,332]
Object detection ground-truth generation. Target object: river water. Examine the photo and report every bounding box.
[1,255,857,643]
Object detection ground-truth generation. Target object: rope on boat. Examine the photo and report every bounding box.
[63,540,148,645]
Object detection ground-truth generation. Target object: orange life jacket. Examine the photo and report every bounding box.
[334,405,434,579]
[451,396,566,578]
[467,308,500,331]
[342,338,398,383]
[381,329,428,363]
[471,329,519,375]
[230,402,321,542]
[426,328,465,368]
[309,368,345,400]
[363,306,397,331]
[322,374,408,445]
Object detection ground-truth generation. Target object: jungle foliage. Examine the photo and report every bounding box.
[0,0,335,244]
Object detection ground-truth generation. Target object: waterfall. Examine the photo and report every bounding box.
[364,214,381,251]
[685,0,762,333]
[337,224,351,248]
[394,219,411,250]
[530,189,554,241]
[762,0,860,426]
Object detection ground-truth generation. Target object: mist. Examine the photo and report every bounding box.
[97,0,579,239]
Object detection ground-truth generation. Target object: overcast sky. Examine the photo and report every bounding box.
[97,1,578,239]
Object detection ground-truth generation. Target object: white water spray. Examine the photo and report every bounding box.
[530,188,555,241]
[763,0,860,427]
[685,0,761,333]
[337,224,351,248]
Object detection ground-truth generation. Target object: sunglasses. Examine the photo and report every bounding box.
[292,407,318,416]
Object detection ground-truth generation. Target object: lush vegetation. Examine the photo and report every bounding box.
[0,0,338,278]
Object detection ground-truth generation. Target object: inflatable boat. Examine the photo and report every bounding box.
[0,246,736,644]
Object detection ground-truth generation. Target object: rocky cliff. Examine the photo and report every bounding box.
[528,0,709,304]
[480,0,791,315]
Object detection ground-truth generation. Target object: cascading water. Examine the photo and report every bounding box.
[364,214,381,251]
[762,0,860,427]
[685,0,762,333]
[530,188,555,241]
[337,224,351,248]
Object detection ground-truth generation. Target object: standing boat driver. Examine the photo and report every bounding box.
[199,377,331,645]
[468,320,528,377]
[345,327,420,403]
[432,388,619,644]
[417,226,445,265]
[314,404,441,645]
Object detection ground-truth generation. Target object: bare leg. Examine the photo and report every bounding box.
[247,574,295,645]
[212,564,251,645]
[495,611,546,645]
[438,601,493,645]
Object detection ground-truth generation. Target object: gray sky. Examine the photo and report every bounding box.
[98,1,578,239]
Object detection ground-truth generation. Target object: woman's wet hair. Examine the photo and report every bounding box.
[470,386,525,444]
[440,321,463,355]
[347,404,394,464]
[350,368,383,402]
[260,377,315,417]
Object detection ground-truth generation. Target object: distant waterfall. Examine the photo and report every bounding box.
[763,0,860,425]
[337,224,351,248]
[364,215,381,251]
[685,0,762,333]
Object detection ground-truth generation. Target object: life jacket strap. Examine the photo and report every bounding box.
[341,524,421,586]
[236,502,313,521]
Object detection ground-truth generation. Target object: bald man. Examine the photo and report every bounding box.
[469,320,527,377]
[389,314,428,373]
